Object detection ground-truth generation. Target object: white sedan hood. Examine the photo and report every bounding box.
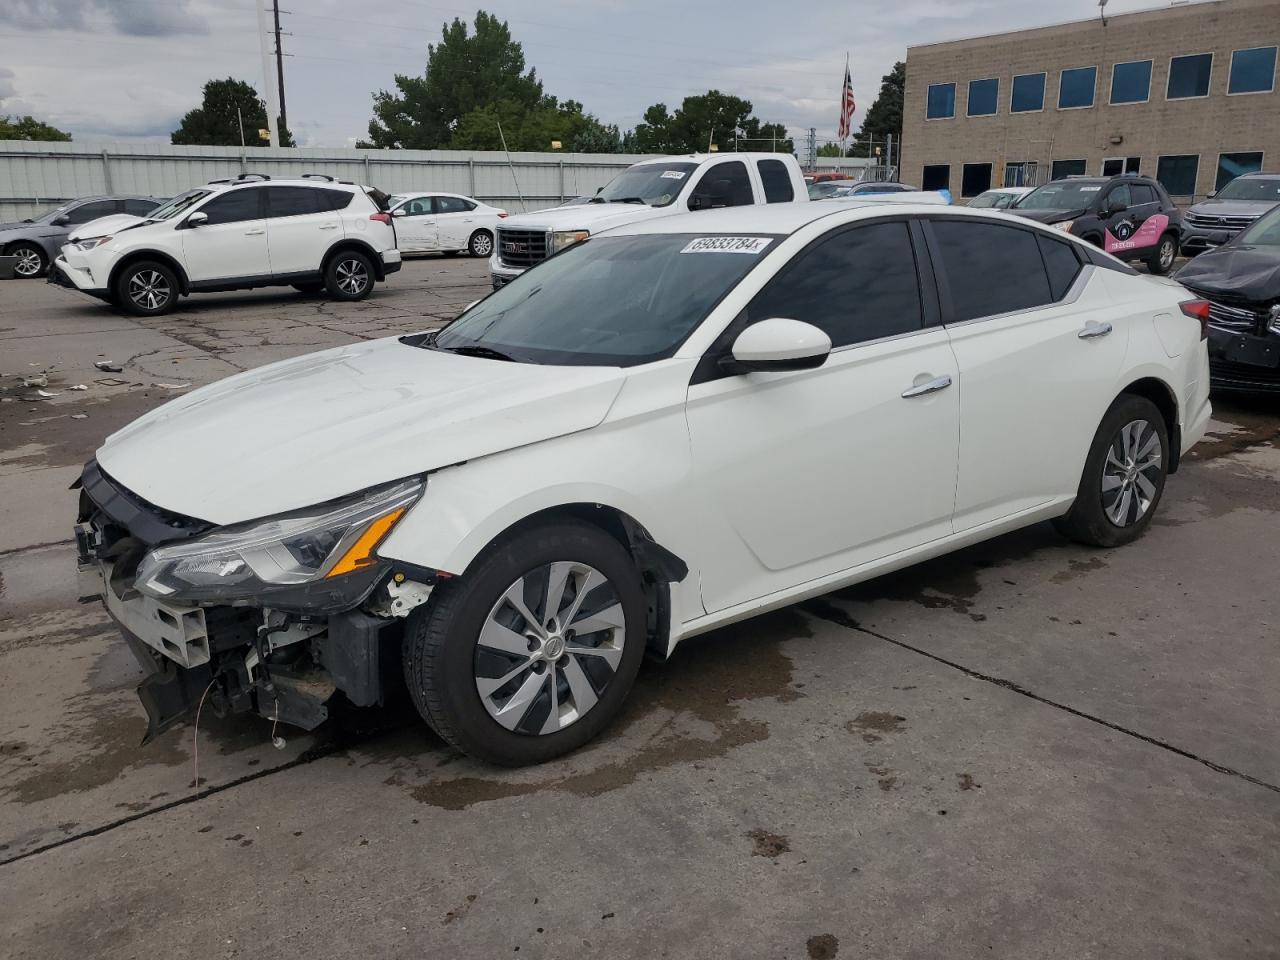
[96,337,625,525]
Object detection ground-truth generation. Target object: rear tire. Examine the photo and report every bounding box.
[325,250,374,301]
[468,229,494,258]
[8,243,47,278]
[1147,233,1178,275]
[114,260,178,316]
[1053,394,1169,548]
[402,520,647,766]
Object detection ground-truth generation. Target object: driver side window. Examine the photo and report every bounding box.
[1105,184,1132,209]
[689,161,754,210]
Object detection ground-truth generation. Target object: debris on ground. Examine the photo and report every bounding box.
[94,360,124,372]
[70,413,89,420]
[36,389,60,398]
[21,374,48,388]
[68,384,88,391]
[94,378,128,387]
[153,382,191,389]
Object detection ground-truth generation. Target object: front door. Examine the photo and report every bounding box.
[393,196,438,252]
[686,219,960,613]
[180,187,269,282]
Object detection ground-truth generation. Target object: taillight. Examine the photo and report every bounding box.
[369,212,392,225]
[496,212,508,218]
[1180,299,1211,340]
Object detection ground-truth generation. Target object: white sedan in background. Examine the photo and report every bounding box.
[389,192,507,257]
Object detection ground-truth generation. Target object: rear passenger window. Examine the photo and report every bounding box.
[1131,184,1158,205]
[316,188,352,212]
[267,186,321,218]
[930,220,1052,321]
[1037,234,1083,300]
[747,221,922,347]
[758,159,794,203]
[436,196,476,213]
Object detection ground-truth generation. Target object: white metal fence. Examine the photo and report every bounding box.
[0,142,657,221]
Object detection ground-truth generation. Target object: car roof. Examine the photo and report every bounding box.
[393,191,475,200]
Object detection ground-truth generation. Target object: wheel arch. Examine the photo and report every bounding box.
[323,238,385,281]
[108,250,191,296]
[1119,376,1181,473]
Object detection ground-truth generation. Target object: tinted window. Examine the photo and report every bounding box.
[316,188,352,212]
[931,220,1052,322]
[967,78,998,116]
[1105,184,1132,209]
[1168,53,1212,99]
[66,200,120,224]
[691,161,753,208]
[199,188,262,225]
[748,222,922,348]
[1058,67,1097,108]
[436,196,475,214]
[1216,153,1265,192]
[1102,157,1141,177]
[758,159,794,203]
[1011,73,1046,112]
[1037,234,1083,300]
[267,186,321,218]
[401,196,435,216]
[1130,184,1158,205]
[926,83,956,119]
[124,199,160,216]
[922,164,950,191]
[1111,60,1153,103]
[1050,159,1088,180]
[1156,155,1199,197]
[961,163,992,198]
[1229,46,1277,94]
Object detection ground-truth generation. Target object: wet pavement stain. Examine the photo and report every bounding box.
[746,828,791,858]
[807,933,839,959]
[1050,555,1108,584]
[846,712,906,744]
[865,764,898,792]
[957,772,981,791]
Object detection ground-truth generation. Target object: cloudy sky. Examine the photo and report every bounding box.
[0,0,1161,147]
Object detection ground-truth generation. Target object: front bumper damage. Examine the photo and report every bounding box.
[75,461,435,742]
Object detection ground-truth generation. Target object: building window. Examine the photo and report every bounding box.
[967,78,999,116]
[1011,73,1046,112]
[1216,152,1264,191]
[1167,53,1213,99]
[927,83,956,119]
[961,163,993,197]
[1228,47,1277,94]
[1058,66,1097,109]
[1156,155,1200,196]
[1051,159,1087,180]
[1003,161,1036,187]
[1110,59,1153,104]
[922,164,951,191]
[1101,157,1141,176]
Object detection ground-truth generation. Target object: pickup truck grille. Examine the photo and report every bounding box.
[496,228,549,269]
[1185,212,1257,231]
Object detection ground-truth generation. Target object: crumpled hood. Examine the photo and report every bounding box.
[96,337,626,525]
[69,213,143,241]
[500,203,669,233]
[1175,244,1280,302]
[1013,207,1086,224]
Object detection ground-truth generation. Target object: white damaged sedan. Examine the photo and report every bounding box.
[76,202,1211,765]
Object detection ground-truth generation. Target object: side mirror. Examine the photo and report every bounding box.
[53,215,71,226]
[726,318,831,373]
[185,211,208,228]
[690,194,726,211]
[392,207,406,217]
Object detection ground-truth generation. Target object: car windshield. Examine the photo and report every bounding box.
[427,233,777,366]
[1237,206,1280,246]
[1216,177,1280,201]
[144,189,212,222]
[968,192,1006,208]
[592,162,697,207]
[1018,181,1105,210]
[808,181,857,199]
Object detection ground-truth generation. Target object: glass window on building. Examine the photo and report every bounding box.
[1156,155,1200,197]
[1058,67,1097,109]
[961,163,993,197]
[1101,157,1141,176]
[1167,53,1213,99]
[922,164,951,191]
[1051,159,1087,180]
[1003,161,1036,187]
[1216,152,1265,191]
[1011,73,1046,112]
[927,83,956,119]
[967,78,999,116]
[1228,47,1277,94]
[1111,60,1153,103]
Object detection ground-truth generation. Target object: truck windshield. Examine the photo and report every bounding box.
[1216,177,1280,201]
[1017,181,1105,210]
[593,163,698,207]
[426,233,777,366]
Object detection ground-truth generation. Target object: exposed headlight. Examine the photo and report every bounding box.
[551,229,589,253]
[1052,220,1076,234]
[134,479,423,607]
[74,235,113,250]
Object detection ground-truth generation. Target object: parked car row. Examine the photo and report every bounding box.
[2,195,164,278]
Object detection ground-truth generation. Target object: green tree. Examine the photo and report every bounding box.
[171,78,293,146]
[849,61,904,157]
[364,12,543,149]
[629,90,792,154]
[817,142,843,157]
[449,97,623,153]
[0,115,71,141]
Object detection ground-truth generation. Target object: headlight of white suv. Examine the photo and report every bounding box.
[551,229,590,253]
[134,478,423,608]
[74,235,113,250]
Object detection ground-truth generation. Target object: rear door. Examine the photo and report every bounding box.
[393,196,438,252]
[265,186,345,276]
[180,187,268,282]
[434,195,478,249]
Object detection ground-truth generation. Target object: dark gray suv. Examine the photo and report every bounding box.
[1,196,162,278]
[1181,173,1280,255]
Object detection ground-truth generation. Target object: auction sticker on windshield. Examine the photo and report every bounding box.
[660,170,687,179]
[680,236,773,254]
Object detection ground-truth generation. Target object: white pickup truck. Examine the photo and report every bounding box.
[489,152,808,289]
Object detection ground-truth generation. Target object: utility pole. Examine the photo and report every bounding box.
[272,0,288,137]
[255,0,280,147]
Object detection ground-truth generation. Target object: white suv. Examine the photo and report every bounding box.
[52,174,401,316]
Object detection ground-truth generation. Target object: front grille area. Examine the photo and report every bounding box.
[1185,212,1256,231]
[1206,300,1262,332]
[496,228,549,269]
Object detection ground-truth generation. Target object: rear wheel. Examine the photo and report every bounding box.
[8,243,46,278]
[1053,394,1169,548]
[403,520,646,765]
[115,260,178,316]
[325,250,374,301]
[1147,233,1178,275]
[468,229,494,258]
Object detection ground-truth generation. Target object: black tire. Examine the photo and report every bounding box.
[1053,394,1169,548]
[403,520,647,766]
[114,260,178,316]
[468,229,494,258]
[324,250,375,301]
[8,243,47,278]
[1147,233,1178,275]
[292,282,324,296]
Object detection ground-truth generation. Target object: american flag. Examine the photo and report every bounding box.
[837,59,856,141]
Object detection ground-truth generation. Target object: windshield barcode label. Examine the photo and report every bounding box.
[680,236,772,255]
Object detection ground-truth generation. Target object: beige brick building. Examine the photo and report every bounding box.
[901,0,1280,202]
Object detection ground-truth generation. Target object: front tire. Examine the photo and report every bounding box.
[468,229,494,258]
[403,520,647,766]
[325,250,374,301]
[1147,233,1178,275]
[1053,394,1169,548]
[8,243,47,278]
[115,260,178,316]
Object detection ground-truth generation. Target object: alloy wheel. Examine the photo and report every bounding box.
[1158,238,1175,271]
[1101,418,1162,527]
[12,246,43,277]
[127,269,171,311]
[471,232,493,257]
[335,258,369,295]
[474,561,626,736]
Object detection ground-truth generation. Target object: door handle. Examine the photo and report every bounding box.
[319,223,338,230]
[1078,321,1113,340]
[244,228,265,236]
[901,374,953,398]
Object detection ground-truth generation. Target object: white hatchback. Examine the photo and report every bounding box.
[389,192,507,258]
[76,202,1211,765]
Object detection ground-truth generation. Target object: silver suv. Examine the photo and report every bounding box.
[1182,173,1280,255]
[2,196,162,278]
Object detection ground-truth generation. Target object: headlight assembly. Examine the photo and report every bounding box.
[75,236,113,250]
[551,229,589,253]
[1052,220,1076,234]
[134,478,423,608]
